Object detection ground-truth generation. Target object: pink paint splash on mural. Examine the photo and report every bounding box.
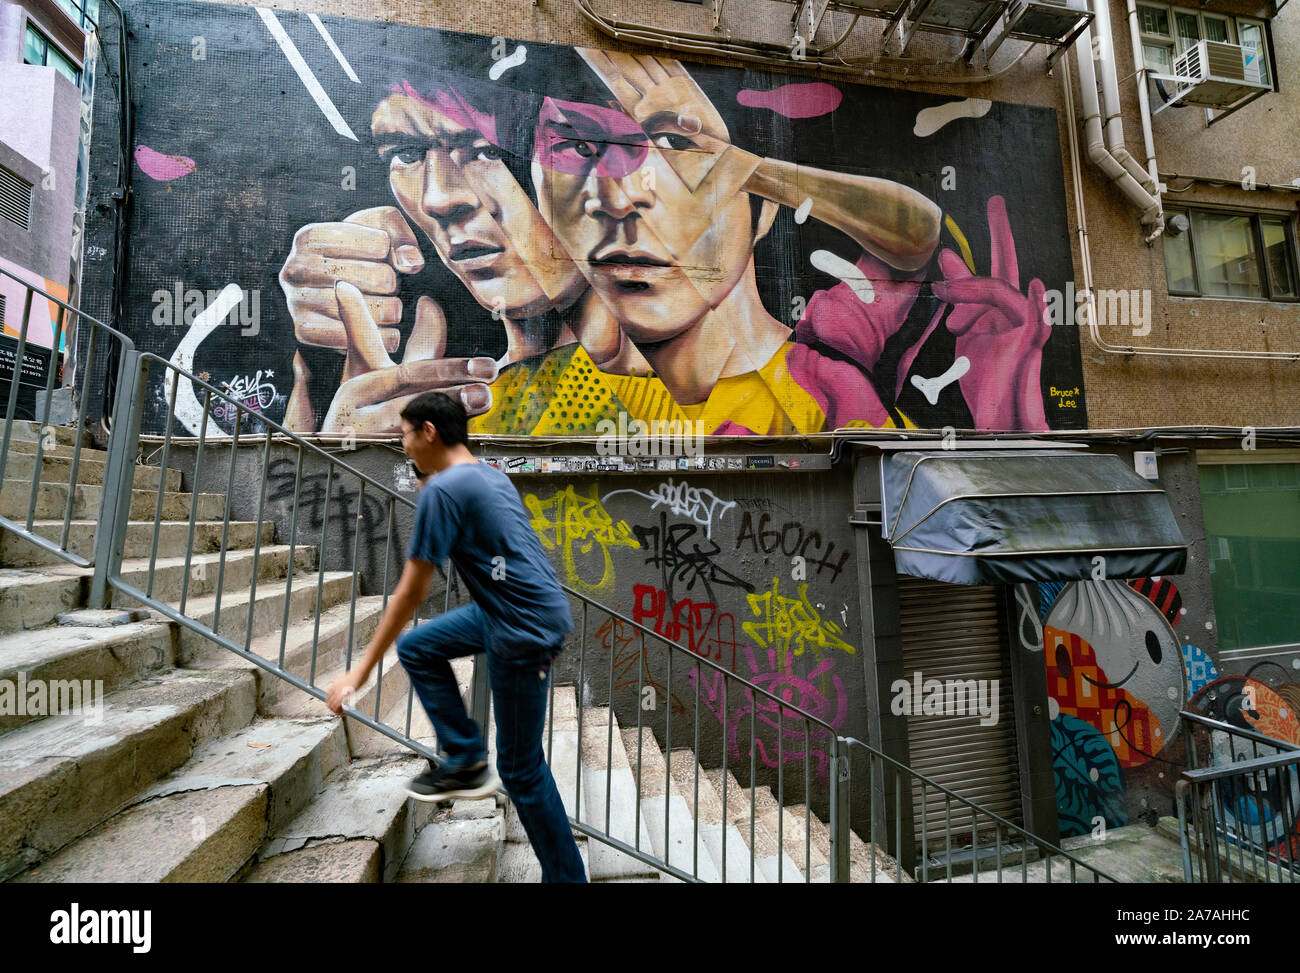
[134,146,196,181]
[737,83,842,119]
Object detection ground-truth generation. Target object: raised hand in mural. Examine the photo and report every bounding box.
[319,281,497,437]
[278,206,427,382]
[576,49,940,274]
[930,195,1051,432]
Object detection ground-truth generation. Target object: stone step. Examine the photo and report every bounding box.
[495,831,591,883]
[801,799,901,883]
[0,546,317,635]
[667,749,768,883]
[705,769,806,883]
[577,706,661,881]
[621,727,720,883]
[0,450,180,492]
[0,618,176,732]
[2,420,93,449]
[2,437,108,462]
[242,838,383,882]
[0,666,258,880]
[0,519,275,569]
[168,570,357,664]
[750,785,829,881]
[250,754,438,883]
[11,718,345,882]
[396,804,505,883]
[0,479,225,521]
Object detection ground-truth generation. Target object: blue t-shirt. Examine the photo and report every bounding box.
[406,462,573,658]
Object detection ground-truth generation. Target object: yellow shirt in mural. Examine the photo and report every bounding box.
[469,343,911,436]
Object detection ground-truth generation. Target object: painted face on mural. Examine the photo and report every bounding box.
[532,96,760,346]
[372,89,584,321]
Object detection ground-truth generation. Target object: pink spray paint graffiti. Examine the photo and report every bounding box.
[689,645,848,784]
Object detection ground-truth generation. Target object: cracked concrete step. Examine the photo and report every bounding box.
[0,519,276,569]
[667,749,768,883]
[2,421,93,450]
[1,450,180,492]
[167,570,357,663]
[0,546,317,635]
[800,800,901,883]
[495,831,591,883]
[577,706,661,881]
[0,666,259,881]
[705,769,806,883]
[0,478,226,521]
[621,727,719,883]
[2,438,108,463]
[242,838,383,882]
[0,618,176,732]
[246,753,438,883]
[397,804,506,883]
[749,785,830,882]
[11,719,345,882]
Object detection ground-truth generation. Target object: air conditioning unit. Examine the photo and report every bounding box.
[1005,0,1088,40]
[1172,40,1269,107]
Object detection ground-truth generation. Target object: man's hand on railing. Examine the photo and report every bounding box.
[318,281,497,437]
[326,667,366,715]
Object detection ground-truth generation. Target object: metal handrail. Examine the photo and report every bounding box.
[89,349,850,882]
[0,267,134,570]
[1176,709,1300,883]
[840,736,1117,883]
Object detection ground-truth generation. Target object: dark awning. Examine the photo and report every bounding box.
[880,450,1188,585]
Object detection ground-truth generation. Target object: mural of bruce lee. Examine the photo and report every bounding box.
[278,46,1053,437]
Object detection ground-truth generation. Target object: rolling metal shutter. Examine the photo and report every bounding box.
[897,576,1022,850]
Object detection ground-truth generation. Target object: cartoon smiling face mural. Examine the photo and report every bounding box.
[1044,580,1185,768]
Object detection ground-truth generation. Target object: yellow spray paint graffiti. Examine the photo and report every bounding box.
[742,577,855,669]
[524,484,640,593]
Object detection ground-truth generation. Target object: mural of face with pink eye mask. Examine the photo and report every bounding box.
[531,96,763,349]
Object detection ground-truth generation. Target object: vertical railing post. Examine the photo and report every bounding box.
[469,655,490,741]
[831,738,851,882]
[89,349,147,608]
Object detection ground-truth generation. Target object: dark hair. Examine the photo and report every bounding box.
[401,392,469,448]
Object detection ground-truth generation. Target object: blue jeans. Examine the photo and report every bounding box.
[395,603,587,883]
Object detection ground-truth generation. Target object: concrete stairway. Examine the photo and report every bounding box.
[1,420,897,883]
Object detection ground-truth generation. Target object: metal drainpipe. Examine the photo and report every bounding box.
[1124,0,1162,188]
[1074,26,1164,236]
[1091,0,1161,199]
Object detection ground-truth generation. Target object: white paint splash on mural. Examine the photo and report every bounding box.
[913,98,992,138]
[910,356,970,405]
[166,283,244,436]
[810,250,874,304]
[489,44,527,80]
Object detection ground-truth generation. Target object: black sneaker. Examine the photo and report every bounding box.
[406,760,500,803]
